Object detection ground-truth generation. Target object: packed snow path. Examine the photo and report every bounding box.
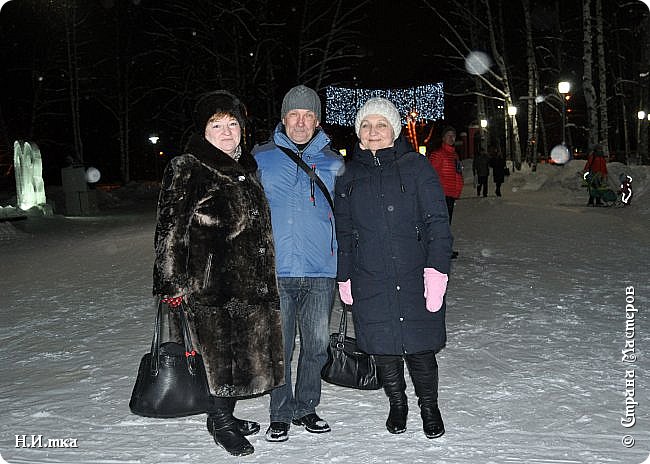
[1,168,648,464]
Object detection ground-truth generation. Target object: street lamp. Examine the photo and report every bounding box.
[149,134,160,179]
[558,81,571,145]
[507,106,517,168]
[480,119,488,128]
[638,111,648,165]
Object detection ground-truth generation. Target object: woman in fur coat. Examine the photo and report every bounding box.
[152,90,284,457]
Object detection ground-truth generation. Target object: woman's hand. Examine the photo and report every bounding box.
[338,280,353,305]
[423,268,448,312]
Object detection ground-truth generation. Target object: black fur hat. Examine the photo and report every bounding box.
[193,90,247,133]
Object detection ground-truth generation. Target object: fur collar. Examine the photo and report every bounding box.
[185,133,258,173]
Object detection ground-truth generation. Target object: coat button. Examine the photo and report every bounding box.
[399,317,404,322]
[396,285,401,290]
[238,175,246,181]
[387,205,394,212]
[258,247,266,254]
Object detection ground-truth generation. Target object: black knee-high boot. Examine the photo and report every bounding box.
[376,355,408,434]
[405,352,445,439]
[225,398,260,436]
[206,397,254,456]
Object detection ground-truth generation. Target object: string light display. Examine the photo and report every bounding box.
[325,83,445,126]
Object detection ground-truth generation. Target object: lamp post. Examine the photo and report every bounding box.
[148,134,160,179]
[558,81,571,146]
[507,105,517,169]
[638,111,647,165]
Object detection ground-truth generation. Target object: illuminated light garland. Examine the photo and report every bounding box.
[324,83,445,126]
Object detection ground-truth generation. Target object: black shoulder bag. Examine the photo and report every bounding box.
[129,300,211,418]
[277,146,334,211]
[321,305,382,390]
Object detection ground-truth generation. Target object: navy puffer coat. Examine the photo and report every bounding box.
[335,136,453,355]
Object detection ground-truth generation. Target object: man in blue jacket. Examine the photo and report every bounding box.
[253,85,343,442]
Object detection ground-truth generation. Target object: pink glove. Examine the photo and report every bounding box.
[423,268,448,312]
[338,280,353,305]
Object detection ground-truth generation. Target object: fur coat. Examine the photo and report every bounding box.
[153,134,284,397]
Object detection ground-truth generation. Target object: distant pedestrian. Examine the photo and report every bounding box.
[473,151,490,197]
[428,126,463,258]
[489,147,507,197]
[583,144,608,206]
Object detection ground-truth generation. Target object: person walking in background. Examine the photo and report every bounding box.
[583,143,608,206]
[488,146,507,197]
[152,91,284,457]
[253,85,344,442]
[336,98,453,440]
[472,150,490,197]
[428,126,463,258]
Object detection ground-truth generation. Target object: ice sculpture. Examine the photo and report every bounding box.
[13,140,51,214]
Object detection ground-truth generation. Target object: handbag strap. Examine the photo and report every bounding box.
[277,145,334,211]
[149,299,199,376]
[336,305,350,348]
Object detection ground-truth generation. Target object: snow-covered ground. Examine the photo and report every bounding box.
[0,160,649,464]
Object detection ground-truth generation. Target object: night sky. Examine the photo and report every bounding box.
[0,0,648,186]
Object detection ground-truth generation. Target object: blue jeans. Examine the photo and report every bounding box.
[269,277,335,423]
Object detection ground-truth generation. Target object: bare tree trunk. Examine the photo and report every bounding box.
[582,0,599,149]
[64,0,84,163]
[486,0,521,169]
[640,15,650,164]
[595,0,609,155]
[522,0,539,167]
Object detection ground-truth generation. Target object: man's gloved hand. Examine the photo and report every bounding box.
[162,295,184,308]
[423,268,448,312]
[338,279,353,305]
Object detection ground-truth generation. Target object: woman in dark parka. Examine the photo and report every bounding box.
[152,91,284,457]
[335,98,453,439]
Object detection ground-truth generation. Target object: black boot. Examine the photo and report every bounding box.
[376,355,408,434]
[225,398,260,436]
[206,409,254,456]
[406,352,445,439]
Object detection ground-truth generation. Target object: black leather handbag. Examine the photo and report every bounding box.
[129,300,211,418]
[321,305,382,390]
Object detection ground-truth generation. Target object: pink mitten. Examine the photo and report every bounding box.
[423,268,448,312]
[338,279,353,305]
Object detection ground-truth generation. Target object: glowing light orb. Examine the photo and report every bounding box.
[464,51,493,75]
[85,167,101,183]
[550,144,570,164]
[0,1,12,12]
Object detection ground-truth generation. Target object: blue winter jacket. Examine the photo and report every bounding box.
[253,124,344,278]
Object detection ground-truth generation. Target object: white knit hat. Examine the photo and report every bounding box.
[354,97,402,141]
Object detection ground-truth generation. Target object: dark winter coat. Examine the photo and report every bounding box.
[335,137,453,356]
[489,154,507,183]
[473,153,490,177]
[152,134,284,397]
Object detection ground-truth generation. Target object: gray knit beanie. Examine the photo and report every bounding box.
[354,97,402,141]
[281,85,321,121]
